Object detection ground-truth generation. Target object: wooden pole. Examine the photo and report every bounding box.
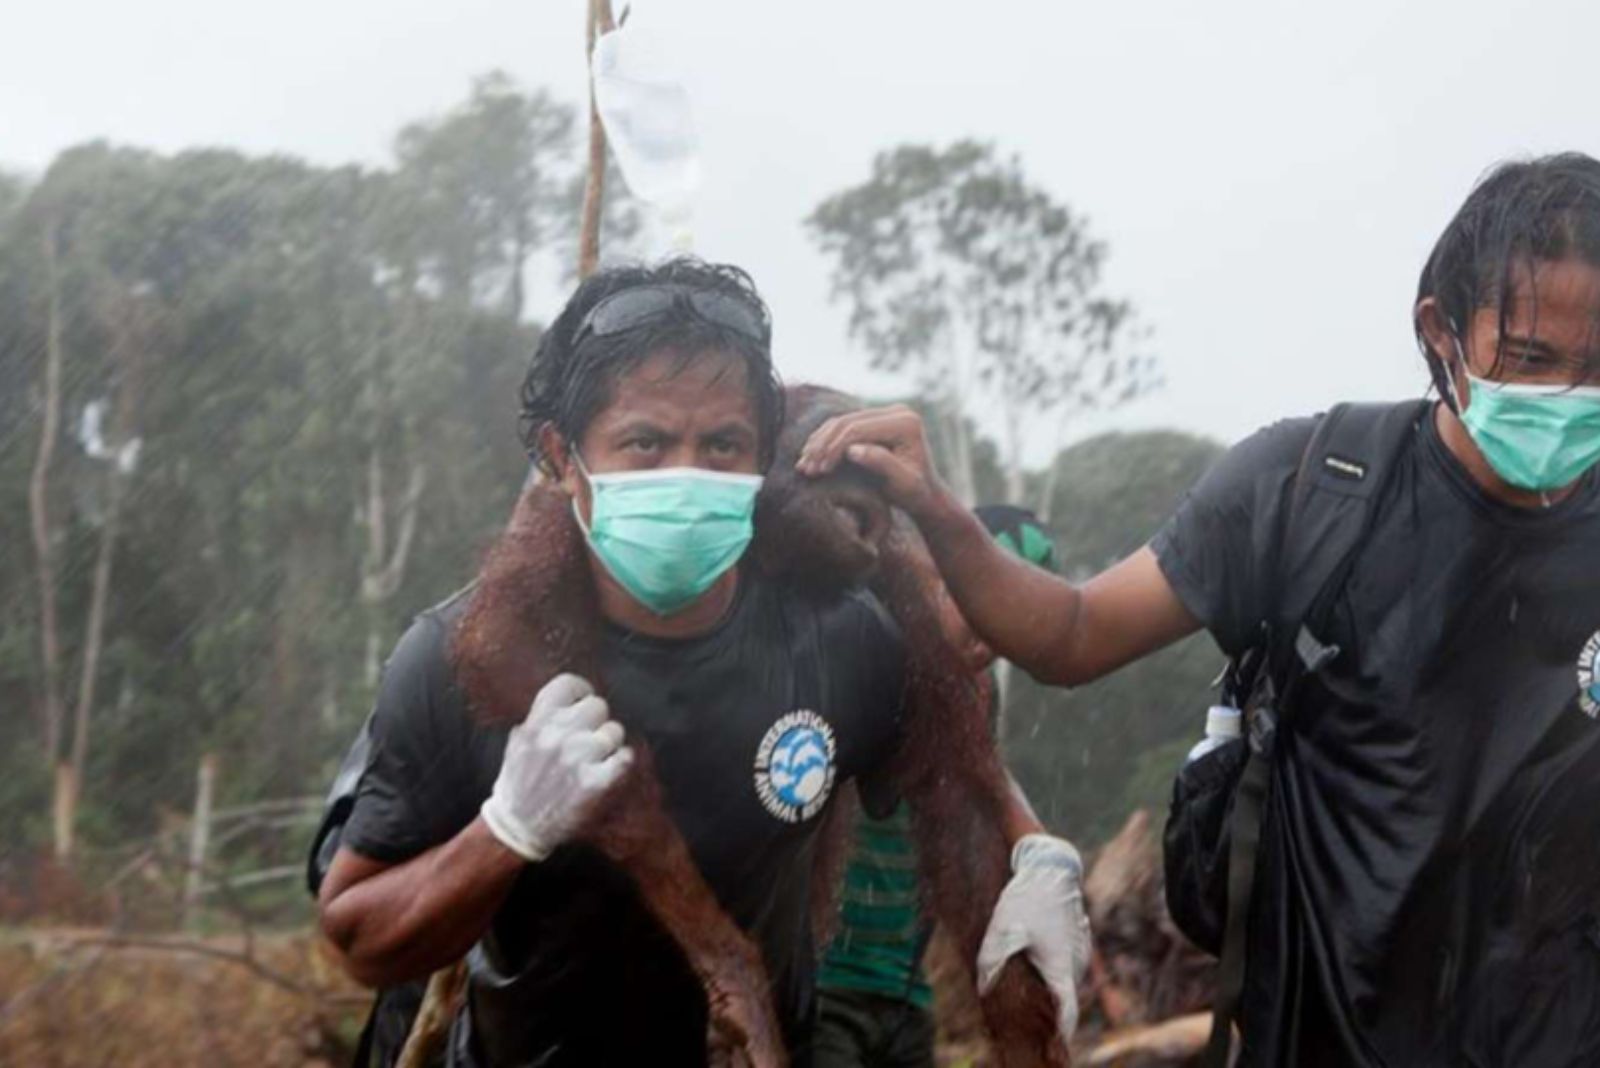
[396,961,470,1068]
[576,0,618,279]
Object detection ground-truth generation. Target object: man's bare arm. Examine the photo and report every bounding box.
[918,500,1199,686]
[319,673,633,988]
[798,404,1201,687]
[318,818,524,988]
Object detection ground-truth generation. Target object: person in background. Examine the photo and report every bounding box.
[814,504,1061,1068]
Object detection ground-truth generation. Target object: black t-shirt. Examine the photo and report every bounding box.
[1153,405,1600,1067]
[339,570,906,1067]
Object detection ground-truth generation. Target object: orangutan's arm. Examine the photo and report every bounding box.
[1002,770,1047,844]
[585,752,788,1066]
[896,708,1070,1068]
[873,531,1069,1066]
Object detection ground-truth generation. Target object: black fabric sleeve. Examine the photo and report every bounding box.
[339,613,487,864]
[1149,417,1317,657]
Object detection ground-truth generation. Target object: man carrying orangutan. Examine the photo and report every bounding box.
[312,258,1090,1067]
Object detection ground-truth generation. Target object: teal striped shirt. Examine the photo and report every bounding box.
[816,801,933,1008]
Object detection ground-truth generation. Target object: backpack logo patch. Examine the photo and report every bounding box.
[1579,631,1600,719]
[1322,454,1368,481]
[753,710,836,823]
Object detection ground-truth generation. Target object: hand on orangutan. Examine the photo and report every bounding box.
[976,834,1093,1043]
[795,404,949,522]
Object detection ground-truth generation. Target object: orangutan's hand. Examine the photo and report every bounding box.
[795,404,949,522]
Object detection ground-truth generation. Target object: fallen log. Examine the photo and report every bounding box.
[1082,1012,1211,1066]
[1082,810,1214,1028]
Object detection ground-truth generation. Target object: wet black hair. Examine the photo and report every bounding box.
[1415,153,1600,402]
[519,258,783,475]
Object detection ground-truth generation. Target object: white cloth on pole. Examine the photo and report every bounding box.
[592,23,702,252]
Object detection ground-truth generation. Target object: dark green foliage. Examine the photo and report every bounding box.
[0,76,601,888]
[1005,430,1226,842]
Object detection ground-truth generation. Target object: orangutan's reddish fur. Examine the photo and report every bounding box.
[872,522,1069,1068]
[450,386,1069,1067]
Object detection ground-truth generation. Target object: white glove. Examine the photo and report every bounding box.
[480,674,633,862]
[976,833,1093,1042]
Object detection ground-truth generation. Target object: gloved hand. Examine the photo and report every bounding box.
[976,833,1093,1042]
[480,673,633,862]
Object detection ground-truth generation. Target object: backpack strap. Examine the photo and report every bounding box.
[305,713,375,897]
[1275,400,1431,654]
[1202,399,1429,1066]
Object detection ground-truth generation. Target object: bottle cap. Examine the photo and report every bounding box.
[1205,705,1243,739]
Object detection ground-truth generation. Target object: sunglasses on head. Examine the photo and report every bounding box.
[572,284,770,348]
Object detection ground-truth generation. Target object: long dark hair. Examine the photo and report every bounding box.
[1414,153,1600,402]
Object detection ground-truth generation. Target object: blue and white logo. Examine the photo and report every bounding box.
[753,710,836,823]
[1579,631,1600,719]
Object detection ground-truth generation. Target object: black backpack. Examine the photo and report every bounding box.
[1159,399,1431,1066]
[307,718,432,1068]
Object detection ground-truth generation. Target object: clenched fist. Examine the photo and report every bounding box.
[480,674,633,862]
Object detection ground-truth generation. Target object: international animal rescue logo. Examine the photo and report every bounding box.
[1579,631,1600,719]
[753,710,836,823]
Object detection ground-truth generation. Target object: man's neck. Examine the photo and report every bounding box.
[1434,402,1580,510]
[593,565,741,639]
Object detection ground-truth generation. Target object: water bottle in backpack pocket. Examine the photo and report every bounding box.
[1164,702,1250,953]
[1187,705,1242,763]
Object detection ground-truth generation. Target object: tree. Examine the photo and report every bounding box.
[12,144,170,860]
[360,72,593,686]
[0,170,22,224]
[808,141,1156,510]
[0,172,46,842]
[0,72,650,902]
[0,76,575,864]
[390,70,576,318]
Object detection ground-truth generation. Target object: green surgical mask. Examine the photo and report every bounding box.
[1459,371,1600,492]
[572,452,763,616]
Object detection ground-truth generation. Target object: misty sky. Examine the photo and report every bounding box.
[7,0,1597,457]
